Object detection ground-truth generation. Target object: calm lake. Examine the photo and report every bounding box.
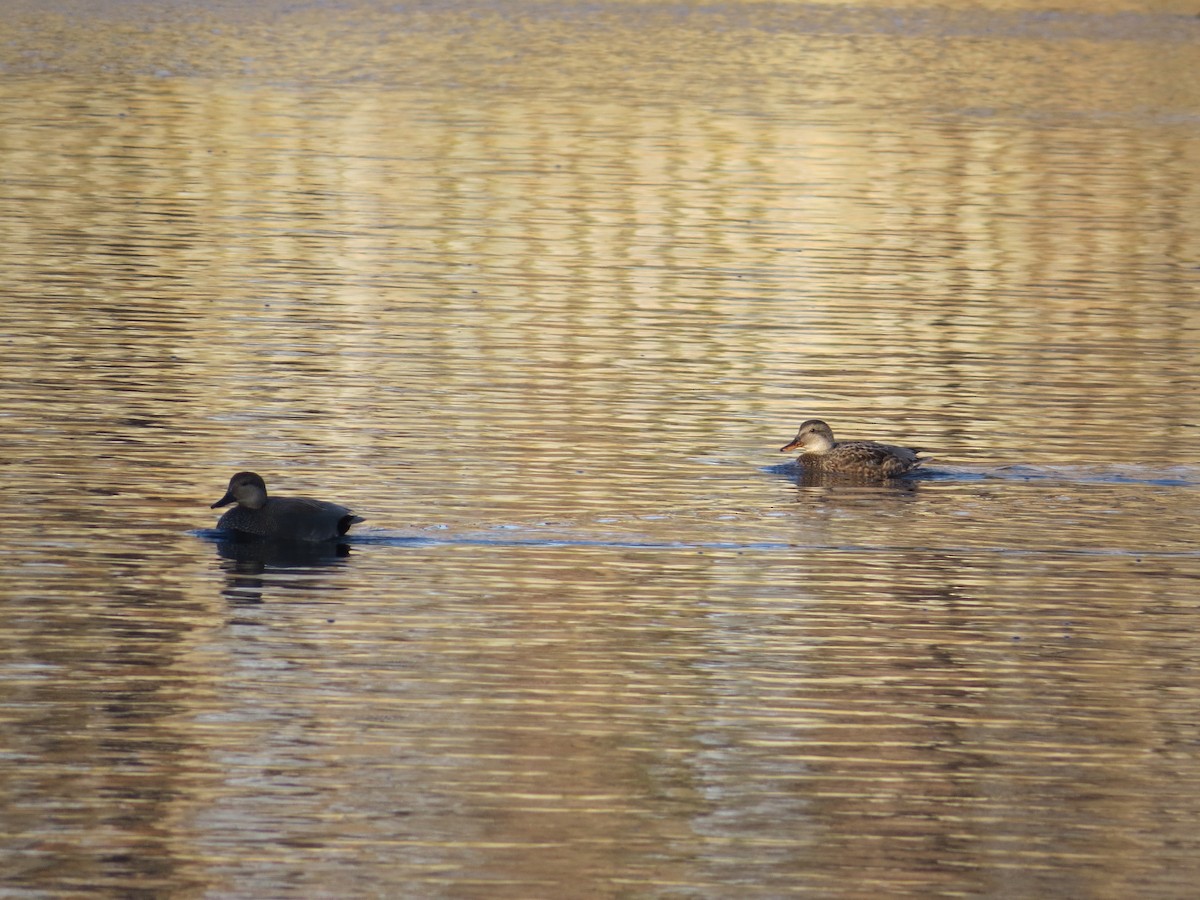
[2,0,1200,896]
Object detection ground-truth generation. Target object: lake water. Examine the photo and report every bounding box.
[2,0,1200,896]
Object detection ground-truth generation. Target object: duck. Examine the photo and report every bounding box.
[779,419,926,479]
[210,471,364,542]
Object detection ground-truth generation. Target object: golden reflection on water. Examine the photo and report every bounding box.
[2,0,1200,896]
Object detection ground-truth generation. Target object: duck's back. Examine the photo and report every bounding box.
[217,496,363,542]
[809,440,923,478]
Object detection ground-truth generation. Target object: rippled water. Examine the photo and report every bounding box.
[2,1,1200,896]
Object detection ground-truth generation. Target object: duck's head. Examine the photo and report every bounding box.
[212,471,269,510]
[780,419,836,454]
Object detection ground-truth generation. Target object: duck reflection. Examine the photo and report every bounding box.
[789,464,925,491]
[212,535,355,604]
[215,534,353,566]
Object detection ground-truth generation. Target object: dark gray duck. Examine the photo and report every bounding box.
[779,419,926,479]
[211,471,364,542]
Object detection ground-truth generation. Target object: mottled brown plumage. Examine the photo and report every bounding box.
[211,471,364,542]
[779,419,925,479]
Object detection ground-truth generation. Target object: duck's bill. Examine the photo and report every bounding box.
[210,493,235,509]
[779,439,802,453]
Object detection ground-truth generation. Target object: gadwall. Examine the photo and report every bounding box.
[211,471,364,542]
[779,419,926,479]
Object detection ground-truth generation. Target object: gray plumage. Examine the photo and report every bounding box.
[211,471,364,542]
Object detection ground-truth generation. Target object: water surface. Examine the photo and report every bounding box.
[2,1,1200,896]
